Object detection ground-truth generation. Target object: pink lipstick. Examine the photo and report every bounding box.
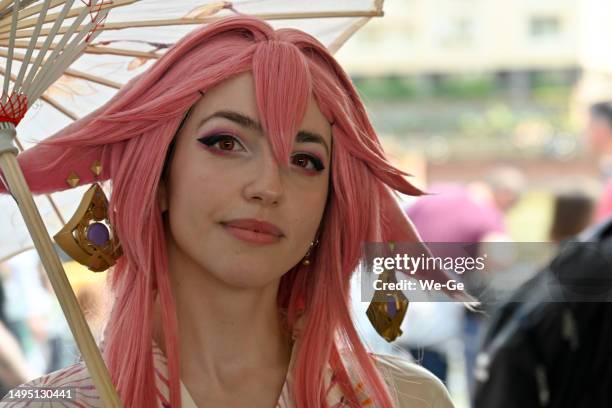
[221,218,283,245]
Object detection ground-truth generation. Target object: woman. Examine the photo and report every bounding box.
[1,17,456,407]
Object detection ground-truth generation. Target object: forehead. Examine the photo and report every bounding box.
[190,72,332,143]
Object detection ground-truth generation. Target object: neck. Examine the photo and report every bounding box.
[152,240,292,393]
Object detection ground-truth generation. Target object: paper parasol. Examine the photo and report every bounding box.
[1,0,385,263]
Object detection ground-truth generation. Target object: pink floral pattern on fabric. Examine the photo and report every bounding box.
[0,340,371,407]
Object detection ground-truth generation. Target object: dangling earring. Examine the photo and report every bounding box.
[54,161,122,272]
[366,243,409,342]
[302,237,319,266]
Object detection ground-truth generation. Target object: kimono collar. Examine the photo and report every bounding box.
[151,336,349,407]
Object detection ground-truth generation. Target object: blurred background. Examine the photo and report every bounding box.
[338,0,612,406]
[2,0,612,406]
[334,0,612,243]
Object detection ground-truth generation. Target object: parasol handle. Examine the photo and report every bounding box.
[0,122,123,407]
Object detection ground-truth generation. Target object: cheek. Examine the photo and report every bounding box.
[166,162,225,241]
[286,182,329,243]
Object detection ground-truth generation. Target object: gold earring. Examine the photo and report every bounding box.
[366,243,409,342]
[54,161,122,272]
[302,238,319,266]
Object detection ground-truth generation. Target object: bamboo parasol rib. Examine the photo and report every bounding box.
[0,0,68,25]
[0,125,122,406]
[2,9,384,40]
[0,0,123,405]
[0,48,124,88]
[0,0,37,17]
[0,0,65,20]
[0,0,133,33]
[0,40,164,59]
[0,62,67,225]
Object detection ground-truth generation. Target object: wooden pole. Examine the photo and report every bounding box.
[0,121,123,407]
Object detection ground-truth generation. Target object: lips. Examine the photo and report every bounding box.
[221,218,284,245]
[223,219,283,236]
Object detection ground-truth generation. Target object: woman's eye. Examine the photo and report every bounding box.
[218,139,235,150]
[291,153,325,172]
[197,134,245,153]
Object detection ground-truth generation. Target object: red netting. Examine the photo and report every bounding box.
[80,0,112,42]
[0,92,28,125]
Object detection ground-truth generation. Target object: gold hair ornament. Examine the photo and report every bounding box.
[366,242,409,342]
[54,161,122,272]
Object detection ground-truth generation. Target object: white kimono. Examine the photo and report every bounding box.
[1,339,455,407]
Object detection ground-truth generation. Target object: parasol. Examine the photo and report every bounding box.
[1,0,385,263]
[0,1,384,405]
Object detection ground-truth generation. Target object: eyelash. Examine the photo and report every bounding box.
[197,134,325,173]
[198,134,245,154]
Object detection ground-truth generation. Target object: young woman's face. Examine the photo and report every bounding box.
[160,72,332,288]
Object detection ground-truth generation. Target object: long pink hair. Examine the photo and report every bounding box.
[2,17,454,407]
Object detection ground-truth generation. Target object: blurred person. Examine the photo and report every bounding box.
[473,217,612,408]
[586,101,612,220]
[0,321,35,398]
[395,302,463,386]
[404,166,525,392]
[0,263,34,397]
[549,188,596,243]
[1,251,53,377]
[76,284,104,332]
[37,267,79,373]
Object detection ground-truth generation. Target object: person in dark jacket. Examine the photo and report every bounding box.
[473,218,612,408]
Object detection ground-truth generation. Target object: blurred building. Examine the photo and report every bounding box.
[336,0,612,106]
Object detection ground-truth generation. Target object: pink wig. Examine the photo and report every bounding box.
[1,17,455,407]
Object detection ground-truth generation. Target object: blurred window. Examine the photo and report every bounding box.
[438,17,474,48]
[529,16,561,40]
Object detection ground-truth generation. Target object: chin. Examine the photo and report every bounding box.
[212,268,283,289]
[203,255,288,287]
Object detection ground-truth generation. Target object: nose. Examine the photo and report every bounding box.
[243,155,284,207]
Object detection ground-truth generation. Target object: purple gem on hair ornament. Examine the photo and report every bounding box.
[54,169,123,272]
[386,296,398,318]
[87,222,110,246]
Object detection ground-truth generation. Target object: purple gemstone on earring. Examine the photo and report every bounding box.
[87,222,110,246]
[387,297,398,318]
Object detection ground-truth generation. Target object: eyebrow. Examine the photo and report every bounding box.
[198,110,330,157]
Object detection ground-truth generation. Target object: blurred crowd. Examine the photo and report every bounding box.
[0,250,106,398]
[353,100,612,407]
[0,251,76,397]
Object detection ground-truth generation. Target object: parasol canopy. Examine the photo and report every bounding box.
[0,0,384,263]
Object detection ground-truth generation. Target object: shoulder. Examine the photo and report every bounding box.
[1,361,102,407]
[371,353,456,408]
